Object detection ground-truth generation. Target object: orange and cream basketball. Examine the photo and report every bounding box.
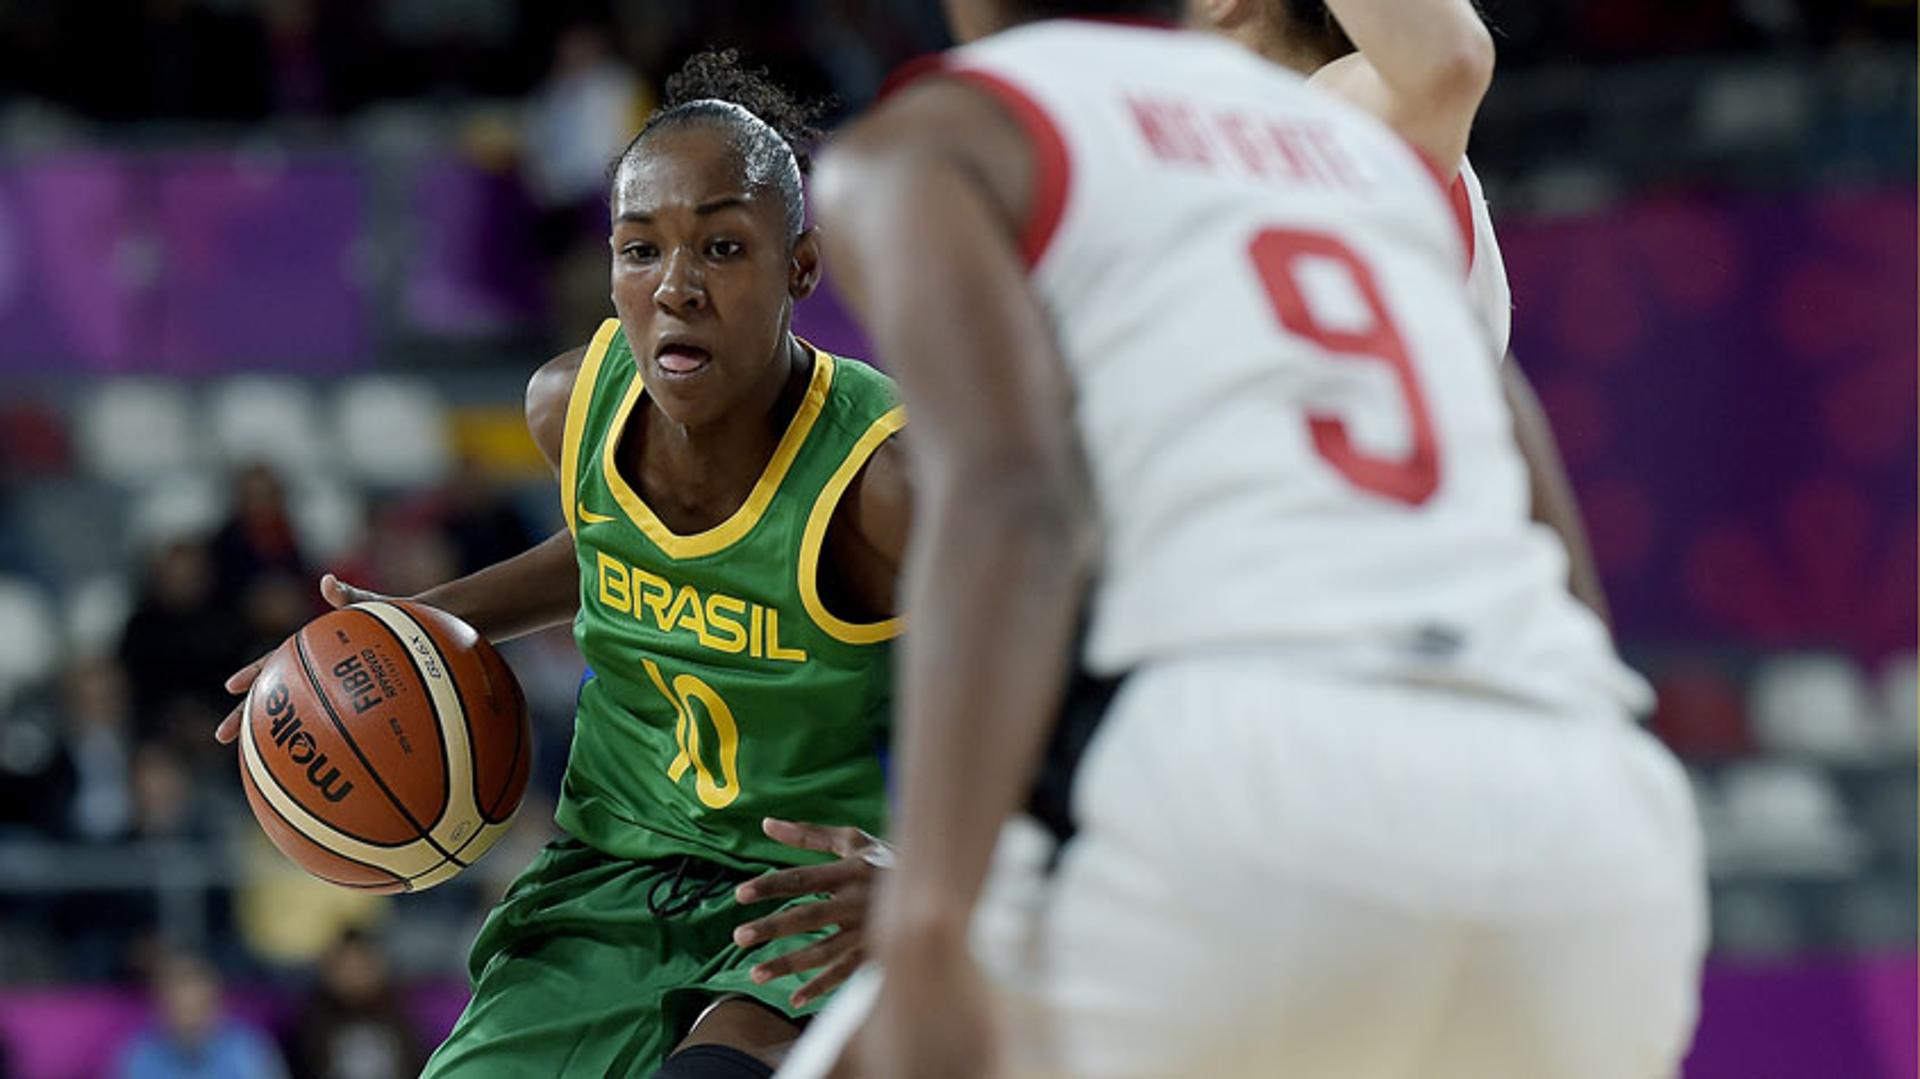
[238,601,532,893]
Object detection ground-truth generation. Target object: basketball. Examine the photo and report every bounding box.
[237,601,532,893]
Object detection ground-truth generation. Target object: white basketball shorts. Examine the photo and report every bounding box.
[779,654,1707,1079]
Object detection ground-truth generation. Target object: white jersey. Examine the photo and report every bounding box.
[949,21,1647,714]
[1457,160,1513,360]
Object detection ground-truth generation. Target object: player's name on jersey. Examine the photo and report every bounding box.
[594,551,808,663]
[1126,94,1375,192]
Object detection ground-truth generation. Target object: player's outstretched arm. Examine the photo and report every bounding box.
[385,344,587,639]
[1315,0,1492,172]
[313,343,593,636]
[213,347,589,745]
[1503,358,1611,624]
[814,76,1093,1079]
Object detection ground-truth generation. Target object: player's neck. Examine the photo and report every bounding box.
[637,335,812,523]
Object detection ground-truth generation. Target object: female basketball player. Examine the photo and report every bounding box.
[218,51,904,1078]
[1192,0,1614,621]
[756,2,1623,1045]
[787,0,1699,1074]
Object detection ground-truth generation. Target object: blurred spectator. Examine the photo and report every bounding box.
[118,951,286,1079]
[61,659,137,843]
[520,21,648,337]
[263,0,326,116]
[441,459,539,576]
[119,538,244,738]
[0,693,70,837]
[130,743,221,843]
[521,23,647,229]
[240,571,316,661]
[808,0,893,104]
[0,660,140,842]
[329,502,456,602]
[288,929,424,1079]
[211,465,309,606]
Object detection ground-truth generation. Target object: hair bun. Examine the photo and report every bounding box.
[662,48,828,173]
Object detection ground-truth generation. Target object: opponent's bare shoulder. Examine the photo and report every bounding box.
[816,74,1034,257]
[526,345,587,476]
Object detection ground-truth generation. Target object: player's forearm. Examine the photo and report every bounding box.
[885,474,1086,929]
[1320,0,1492,167]
[1323,0,1491,101]
[816,88,1092,935]
[1503,361,1611,625]
[411,527,581,642]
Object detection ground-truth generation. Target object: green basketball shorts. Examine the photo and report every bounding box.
[422,837,834,1078]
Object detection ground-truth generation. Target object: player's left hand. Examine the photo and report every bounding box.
[731,818,892,1007]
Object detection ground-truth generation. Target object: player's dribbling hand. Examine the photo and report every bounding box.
[212,573,391,745]
[731,818,892,1007]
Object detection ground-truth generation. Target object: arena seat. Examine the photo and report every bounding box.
[1877,654,1916,750]
[9,480,127,589]
[63,575,132,661]
[1711,884,1804,955]
[1828,877,1918,949]
[127,473,225,550]
[1684,765,1723,833]
[1855,772,1918,872]
[207,376,332,478]
[1748,652,1880,761]
[287,477,366,563]
[1715,761,1867,878]
[75,381,203,484]
[332,378,453,488]
[0,577,60,702]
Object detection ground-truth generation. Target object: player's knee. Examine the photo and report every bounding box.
[652,1043,776,1079]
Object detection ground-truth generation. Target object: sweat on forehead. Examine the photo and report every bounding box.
[615,100,806,235]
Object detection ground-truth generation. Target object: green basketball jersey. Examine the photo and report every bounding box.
[555,319,902,872]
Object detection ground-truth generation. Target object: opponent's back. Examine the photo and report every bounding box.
[948,20,1644,712]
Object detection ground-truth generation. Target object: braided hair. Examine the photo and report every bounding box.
[610,49,826,240]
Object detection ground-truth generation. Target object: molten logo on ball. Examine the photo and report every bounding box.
[262,679,356,803]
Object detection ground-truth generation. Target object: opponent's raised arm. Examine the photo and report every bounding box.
[1315,0,1492,172]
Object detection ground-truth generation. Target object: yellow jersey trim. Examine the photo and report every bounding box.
[797,405,906,645]
[601,346,836,560]
[560,318,622,534]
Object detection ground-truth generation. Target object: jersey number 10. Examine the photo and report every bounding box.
[643,659,742,809]
[1248,227,1440,506]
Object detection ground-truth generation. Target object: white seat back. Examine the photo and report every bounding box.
[333,378,453,488]
[208,376,331,478]
[76,381,202,483]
